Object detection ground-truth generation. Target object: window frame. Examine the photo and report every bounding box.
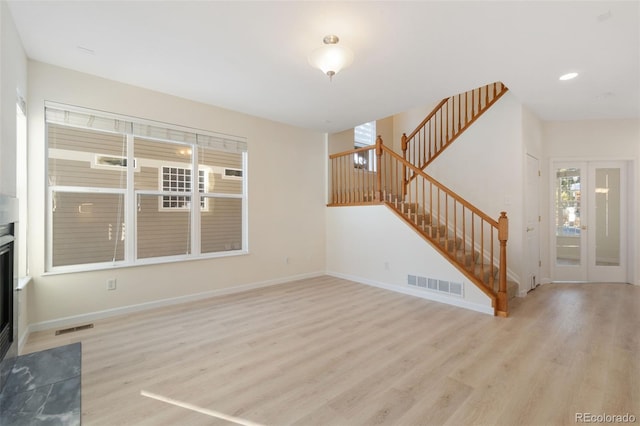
[44,103,248,274]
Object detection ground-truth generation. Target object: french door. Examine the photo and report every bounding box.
[552,161,627,282]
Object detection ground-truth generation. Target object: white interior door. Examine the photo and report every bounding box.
[552,161,627,282]
[525,154,540,291]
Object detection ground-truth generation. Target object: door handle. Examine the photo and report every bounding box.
[526,227,535,232]
[581,225,588,230]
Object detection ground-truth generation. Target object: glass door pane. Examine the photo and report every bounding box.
[555,168,582,266]
[594,168,620,266]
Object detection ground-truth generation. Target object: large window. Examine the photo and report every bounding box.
[46,103,247,272]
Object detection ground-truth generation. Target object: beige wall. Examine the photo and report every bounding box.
[27,61,327,327]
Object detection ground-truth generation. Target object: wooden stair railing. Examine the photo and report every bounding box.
[328,136,509,317]
[402,82,509,173]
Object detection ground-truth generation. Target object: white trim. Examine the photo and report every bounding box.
[18,324,32,355]
[326,271,494,315]
[27,271,325,332]
[17,275,32,291]
[43,249,250,276]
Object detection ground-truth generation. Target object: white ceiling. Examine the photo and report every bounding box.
[7,1,640,133]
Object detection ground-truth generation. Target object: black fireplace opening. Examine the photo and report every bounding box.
[0,223,14,362]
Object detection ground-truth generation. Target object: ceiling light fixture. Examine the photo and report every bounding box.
[559,72,579,81]
[308,35,353,82]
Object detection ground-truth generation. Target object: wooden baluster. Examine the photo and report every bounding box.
[345,155,353,204]
[471,212,475,271]
[457,93,461,132]
[465,91,469,125]
[484,84,489,107]
[344,155,348,203]
[428,120,432,162]
[401,133,408,198]
[496,211,509,317]
[439,108,443,152]
[413,172,420,223]
[480,219,484,283]
[444,100,449,145]
[490,226,495,287]
[471,88,475,118]
[422,177,426,228]
[462,205,466,263]
[375,136,383,202]
[445,193,449,248]
[358,157,362,202]
[429,182,434,235]
[333,158,341,204]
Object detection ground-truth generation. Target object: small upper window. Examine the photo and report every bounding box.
[354,121,376,147]
[354,121,376,171]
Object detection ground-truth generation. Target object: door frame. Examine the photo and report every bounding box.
[549,158,630,283]
[525,153,541,292]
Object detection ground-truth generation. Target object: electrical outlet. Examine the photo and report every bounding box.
[106,278,117,291]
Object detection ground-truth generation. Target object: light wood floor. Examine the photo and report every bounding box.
[23,276,639,426]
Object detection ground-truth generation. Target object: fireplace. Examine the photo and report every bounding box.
[0,224,14,362]
[0,195,18,395]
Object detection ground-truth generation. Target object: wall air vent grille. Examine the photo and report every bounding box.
[407,275,464,298]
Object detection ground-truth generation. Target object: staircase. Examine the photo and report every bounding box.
[391,198,519,302]
[328,82,515,316]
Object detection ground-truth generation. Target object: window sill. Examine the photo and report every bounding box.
[41,250,249,276]
[17,276,33,290]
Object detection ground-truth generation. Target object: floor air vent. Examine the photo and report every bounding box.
[408,275,464,297]
[55,324,94,335]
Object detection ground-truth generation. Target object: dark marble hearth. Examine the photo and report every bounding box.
[0,343,81,425]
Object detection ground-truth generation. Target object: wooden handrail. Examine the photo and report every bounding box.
[329,144,376,159]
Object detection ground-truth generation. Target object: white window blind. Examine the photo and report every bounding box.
[45,103,247,272]
[45,104,247,153]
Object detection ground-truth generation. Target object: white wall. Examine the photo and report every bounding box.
[0,1,27,196]
[391,99,440,153]
[27,61,327,327]
[1,0,29,349]
[542,119,640,285]
[326,205,493,314]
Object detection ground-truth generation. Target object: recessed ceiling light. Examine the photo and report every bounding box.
[559,72,578,81]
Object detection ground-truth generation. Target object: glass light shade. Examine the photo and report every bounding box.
[308,43,354,77]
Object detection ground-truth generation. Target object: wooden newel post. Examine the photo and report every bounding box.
[401,133,408,197]
[375,135,383,202]
[497,211,509,317]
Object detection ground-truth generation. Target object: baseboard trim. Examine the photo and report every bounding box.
[18,324,31,355]
[327,271,494,315]
[28,271,325,333]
